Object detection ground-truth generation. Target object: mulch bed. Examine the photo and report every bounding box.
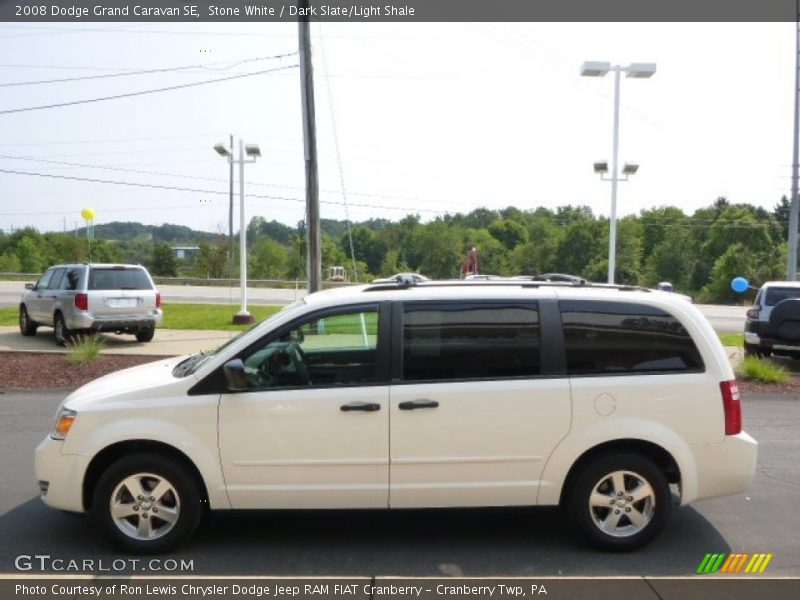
[1,351,798,394]
[738,377,800,396]
[0,352,172,391]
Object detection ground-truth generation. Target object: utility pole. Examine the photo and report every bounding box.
[229,133,234,284]
[299,0,321,293]
[789,3,800,281]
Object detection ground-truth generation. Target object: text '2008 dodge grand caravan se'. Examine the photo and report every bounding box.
[35,279,757,552]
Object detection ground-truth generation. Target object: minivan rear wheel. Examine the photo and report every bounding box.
[567,453,670,551]
[92,453,202,553]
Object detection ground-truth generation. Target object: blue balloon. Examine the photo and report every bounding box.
[731,277,749,293]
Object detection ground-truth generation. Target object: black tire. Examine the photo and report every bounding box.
[19,305,38,336]
[135,328,155,343]
[91,453,203,554]
[53,312,71,347]
[743,343,766,358]
[768,298,800,343]
[566,453,671,551]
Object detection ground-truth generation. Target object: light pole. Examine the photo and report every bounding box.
[581,61,656,284]
[214,139,261,324]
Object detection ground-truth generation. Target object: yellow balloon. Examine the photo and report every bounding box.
[81,207,95,221]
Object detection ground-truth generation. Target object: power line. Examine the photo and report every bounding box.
[0,63,298,116]
[0,53,297,87]
[0,167,446,214]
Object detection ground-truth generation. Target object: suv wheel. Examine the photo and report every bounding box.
[567,453,671,551]
[92,453,203,553]
[53,312,71,347]
[744,343,766,358]
[19,306,38,336]
[135,328,155,343]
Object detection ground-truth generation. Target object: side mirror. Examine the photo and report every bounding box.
[24,283,35,290]
[223,359,248,392]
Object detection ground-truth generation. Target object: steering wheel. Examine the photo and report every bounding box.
[287,341,312,385]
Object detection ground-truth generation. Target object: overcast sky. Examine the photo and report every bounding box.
[0,22,794,234]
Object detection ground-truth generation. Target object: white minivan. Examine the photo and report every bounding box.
[35,280,757,553]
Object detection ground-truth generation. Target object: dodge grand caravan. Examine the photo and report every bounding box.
[35,279,757,552]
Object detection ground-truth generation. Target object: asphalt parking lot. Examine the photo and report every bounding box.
[0,391,797,577]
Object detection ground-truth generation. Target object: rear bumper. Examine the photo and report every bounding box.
[67,309,163,331]
[744,332,800,352]
[688,431,758,503]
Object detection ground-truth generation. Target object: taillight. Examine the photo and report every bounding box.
[746,307,759,319]
[74,293,88,311]
[156,292,162,308]
[720,380,742,435]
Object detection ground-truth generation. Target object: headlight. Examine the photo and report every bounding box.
[50,408,77,440]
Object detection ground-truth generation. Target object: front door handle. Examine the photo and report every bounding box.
[340,402,381,412]
[398,399,440,410]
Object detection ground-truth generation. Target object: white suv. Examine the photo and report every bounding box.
[35,280,757,553]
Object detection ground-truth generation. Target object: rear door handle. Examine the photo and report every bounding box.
[340,402,381,412]
[398,399,439,410]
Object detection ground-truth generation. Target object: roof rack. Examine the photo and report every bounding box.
[362,278,652,293]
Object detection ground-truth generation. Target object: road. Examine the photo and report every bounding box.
[0,281,747,333]
[0,390,796,576]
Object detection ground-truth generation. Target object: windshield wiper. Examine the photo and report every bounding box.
[172,353,206,377]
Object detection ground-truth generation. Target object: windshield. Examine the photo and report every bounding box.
[764,287,800,306]
[172,299,307,377]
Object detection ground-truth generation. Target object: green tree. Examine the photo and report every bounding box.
[488,219,528,250]
[193,237,228,278]
[250,238,289,279]
[150,242,178,277]
[16,236,43,273]
[0,252,21,272]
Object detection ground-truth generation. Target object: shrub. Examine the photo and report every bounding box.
[66,334,105,366]
[737,356,789,384]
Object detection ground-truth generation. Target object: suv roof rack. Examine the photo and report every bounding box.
[362,278,652,293]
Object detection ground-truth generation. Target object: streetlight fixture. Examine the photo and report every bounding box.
[214,139,261,324]
[581,60,656,284]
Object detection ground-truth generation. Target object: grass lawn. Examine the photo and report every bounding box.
[0,304,283,331]
[718,333,744,347]
[162,303,282,331]
[0,307,16,326]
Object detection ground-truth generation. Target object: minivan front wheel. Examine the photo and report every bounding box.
[92,454,202,553]
[567,453,670,551]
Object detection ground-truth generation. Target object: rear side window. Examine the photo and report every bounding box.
[560,300,704,376]
[764,287,800,306]
[60,268,82,291]
[88,268,152,291]
[402,302,540,382]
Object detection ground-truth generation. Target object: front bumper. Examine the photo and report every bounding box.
[690,431,758,503]
[34,436,91,513]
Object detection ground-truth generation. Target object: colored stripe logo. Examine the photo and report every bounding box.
[696,553,773,574]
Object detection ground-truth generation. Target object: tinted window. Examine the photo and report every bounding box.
[764,287,800,306]
[61,268,82,291]
[88,268,152,290]
[48,268,66,290]
[561,300,703,375]
[241,308,380,390]
[36,269,55,290]
[402,303,540,382]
